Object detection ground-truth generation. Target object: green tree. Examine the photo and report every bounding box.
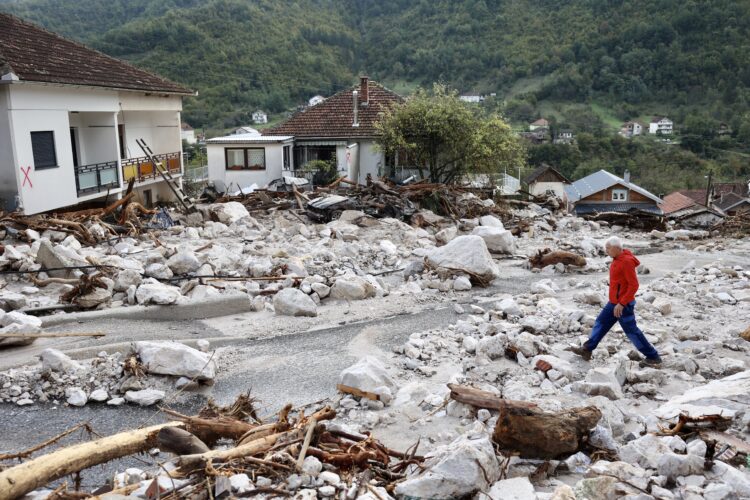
[376,84,524,183]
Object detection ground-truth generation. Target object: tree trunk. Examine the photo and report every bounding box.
[492,404,602,459]
[0,422,182,500]
[448,384,538,411]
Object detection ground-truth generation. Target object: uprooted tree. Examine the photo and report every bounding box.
[375,83,525,184]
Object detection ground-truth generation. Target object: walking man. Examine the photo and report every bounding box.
[571,236,662,366]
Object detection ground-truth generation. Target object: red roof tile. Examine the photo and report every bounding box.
[660,192,698,214]
[263,80,402,139]
[678,189,708,204]
[0,13,192,95]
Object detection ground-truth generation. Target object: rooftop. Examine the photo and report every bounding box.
[564,169,661,204]
[206,133,293,144]
[660,191,699,215]
[0,13,192,95]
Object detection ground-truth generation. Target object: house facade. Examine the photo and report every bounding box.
[206,77,402,189]
[565,169,662,215]
[206,133,294,190]
[252,110,268,124]
[529,118,549,131]
[554,129,574,145]
[0,13,193,215]
[619,121,644,138]
[649,117,673,135]
[523,164,571,200]
[181,123,196,144]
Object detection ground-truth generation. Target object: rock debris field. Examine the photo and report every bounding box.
[0,196,749,500]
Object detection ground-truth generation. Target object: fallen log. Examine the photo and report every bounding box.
[447,383,538,411]
[337,383,380,402]
[529,249,587,269]
[161,408,257,446]
[0,422,183,500]
[178,430,303,470]
[492,404,602,459]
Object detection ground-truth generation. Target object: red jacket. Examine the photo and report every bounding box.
[609,249,640,305]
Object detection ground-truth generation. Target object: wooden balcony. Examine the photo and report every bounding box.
[122,152,182,184]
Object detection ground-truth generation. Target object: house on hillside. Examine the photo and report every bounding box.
[459,94,483,103]
[523,164,571,200]
[181,123,196,145]
[554,129,574,145]
[649,117,673,135]
[564,170,662,216]
[660,191,724,228]
[619,121,644,138]
[231,126,261,136]
[308,95,326,107]
[0,13,193,214]
[529,118,549,131]
[520,127,550,144]
[206,77,403,187]
[252,110,268,124]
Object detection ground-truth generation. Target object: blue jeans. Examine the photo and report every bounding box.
[584,301,660,360]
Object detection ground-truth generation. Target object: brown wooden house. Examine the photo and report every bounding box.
[564,169,662,215]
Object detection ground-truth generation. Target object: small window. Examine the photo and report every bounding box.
[612,189,628,201]
[283,145,291,169]
[225,147,266,170]
[31,131,58,169]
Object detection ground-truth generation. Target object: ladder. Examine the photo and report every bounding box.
[135,138,195,213]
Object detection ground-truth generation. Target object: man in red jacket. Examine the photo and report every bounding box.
[571,236,662,366]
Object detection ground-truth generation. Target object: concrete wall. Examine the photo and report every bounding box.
[358,141,384,182]
[530,181,566,199]
[207,142,288,189]
[0,86,19,211]
[119,110,181,157]
[71,112,118,165]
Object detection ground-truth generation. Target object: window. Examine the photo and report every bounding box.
[283,145,291,170]
[30,131,58,169]
[225,148,266,170]
[612,189,628,201]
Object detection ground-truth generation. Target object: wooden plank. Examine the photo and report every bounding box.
[337,383,380,401]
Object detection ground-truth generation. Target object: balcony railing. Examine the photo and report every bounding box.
[75,160,119,196]
[122,151,182,184]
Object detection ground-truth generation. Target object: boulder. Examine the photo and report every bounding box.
[479,215,504,228]
[65,388,87,407]
[453,276,472,291]
[435,227,458,245]
[520,315,549,334]
[125,389,165,406]
[133,341,216,380]
[114,269,143,292]
[0,291,27,311]
[166,251,201,275]
[273,288,317,317]
[339,356,396,394]
[330,276,376,301]
[135,281,182,305]
[40,348,82,372]
[426,235,500,284]
[657,452,704,480]
[210,202,250,224]
[619,434,671,469]
[395,434,500,499]
[1,310,42,330]
[36,240,84,277]
[76,287,112,309]
[480,477,535,500]
[657,370,750,415]
[144,263,173,280]
[471,226,516,254]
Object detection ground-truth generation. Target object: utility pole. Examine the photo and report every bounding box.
[704,169,713,207]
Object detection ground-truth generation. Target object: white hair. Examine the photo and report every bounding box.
[605,236,623,248]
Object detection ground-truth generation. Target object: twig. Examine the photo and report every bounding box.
[296,417,317,470]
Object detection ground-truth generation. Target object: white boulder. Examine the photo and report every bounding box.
[273,288,317,317]
[135,281,182,305]
[339,356,396,395]
[426,235,500,284]
[330,276,376,301]
[133,341,216,380]
[471,226,516,254]
[125,389,165,406]
[40,348,82,372]
[210,202,250,224]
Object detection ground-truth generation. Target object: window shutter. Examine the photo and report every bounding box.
[31,131,58,169]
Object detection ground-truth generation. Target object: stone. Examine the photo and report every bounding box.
[40,348,82,372]
[0,291,27,310]
[166,251,201,275]
[229,473,253,494]
[330,276,376,301]
[686,439,707,456]
[125,389,165,406]
[196,339,210,352]
[576,289,605,306]
[210,201,250,224]
[301,456,322,477]
[435,226,458,245]
[426,235,500,284]
[89,389,109,402]
[135,281,182,305]
[463,336,478,353]
[134,341,216,380]
[77,287,112,308]
[319,471,340,485]
[520,315,549,334]
[339,357,396,394]
[704,460,750,498]
[66,388,87,407]
[107,397,125,406]
[479,215,504,228]
[318,485,336,497]
[36,240,83,277]
[273,288,318,317]
[471,226,516,254]
[394,434,500,500]
[453,276,472,291]
[1,310,42,330]
[658,370,750,415]
[657,452,704,480]
[497,298,522,317]
[573,476,619,500]
[619,434,671,469]
[293,489,318,500]
[145,263,173,280]
[653,298,672,315]
[481,477,535,500]
[703,483,737,500]
[311,283,330,298]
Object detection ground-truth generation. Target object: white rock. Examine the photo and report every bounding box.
[166,251,201,275]
[435,226,458,245]
[520,315,549,334]
[318,485,336,497]
[426,235,500,284]
[395,434,500,499]
[66,388,87,407]
[311,283,330,298]
[479,215,504,228]
[134,341,215,380]
[497,298,522,316]
[471,226,516,254]
[686,439,707,456]
[704,460,750,497]
[273,288,318,317]
[657,452,704,480]
[40,348,82,372]
[135,281,182,305]
[1,310,42,330]
[339,357,396,395]
[658,370,750,415]
[229,473,253,494]
[210,201,250,224]
[301,456,322,477]
[453,276,472,291]
[89,389,109,402]
[144,263,173,280]
[330,276,376,301]
[196,339,210,352]
[107,397,125,406]
[125,389,165,406]
[319,471,340,485]
[653,298,672,315]
[619,434,671,469]
[0,291,27,310]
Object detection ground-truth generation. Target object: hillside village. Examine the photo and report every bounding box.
[0,8,750,500]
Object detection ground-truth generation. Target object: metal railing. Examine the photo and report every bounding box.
[75,160,119,196]
[122,151,181,183]
[184,165,209,182]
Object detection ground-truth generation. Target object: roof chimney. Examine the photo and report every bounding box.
[360,76,369,105]
[623,170,631,183]
[352,90,359,127]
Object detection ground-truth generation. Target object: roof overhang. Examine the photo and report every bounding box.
[2,78,195,96]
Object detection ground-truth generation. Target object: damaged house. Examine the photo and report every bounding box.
[660,191,725,228]
[206,77,403,189]
[0,13,193,215]
[565,169,662,216]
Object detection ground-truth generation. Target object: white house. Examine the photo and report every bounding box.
[619,121,644,138]
[206,77,403,188]
[649,117,673,135]
[529,118,550,131]
[181,123,196,144]
[523,164,571,200]
[459,94,483,103]
[0,13,193,214]
[308,95,325,107]
[252,110,268,124]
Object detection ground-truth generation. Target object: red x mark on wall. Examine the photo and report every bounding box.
[21,166,32,188]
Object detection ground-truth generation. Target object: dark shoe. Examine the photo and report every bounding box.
[639,357,663,368]
[568,345,592,361]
